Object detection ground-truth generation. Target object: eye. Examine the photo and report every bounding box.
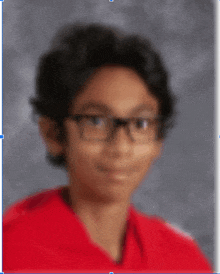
[87,116,105,127]
[135,118,149,130]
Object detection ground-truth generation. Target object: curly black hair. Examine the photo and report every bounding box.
[30,23,178,169]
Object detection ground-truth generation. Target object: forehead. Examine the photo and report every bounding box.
[73,65,159,116]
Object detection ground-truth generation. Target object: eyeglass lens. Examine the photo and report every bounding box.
[79,116,157,143]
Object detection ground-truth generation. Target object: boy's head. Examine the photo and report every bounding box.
[30,23,177,170]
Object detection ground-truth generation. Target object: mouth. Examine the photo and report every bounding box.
[98,166,131,181]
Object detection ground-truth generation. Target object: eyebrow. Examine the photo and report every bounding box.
[77,101,156,116]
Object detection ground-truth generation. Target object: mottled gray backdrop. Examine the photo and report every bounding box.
[3,0,214,268]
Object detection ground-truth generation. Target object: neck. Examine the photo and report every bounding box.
[63,185,131,261]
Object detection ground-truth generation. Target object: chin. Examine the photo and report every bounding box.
[85,186,132,204]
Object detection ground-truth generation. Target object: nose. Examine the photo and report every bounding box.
[106,123,133,152]
[104,117,134,159]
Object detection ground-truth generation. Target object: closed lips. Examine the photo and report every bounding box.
[98,166,133,174]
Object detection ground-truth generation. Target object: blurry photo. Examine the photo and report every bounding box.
[3,1,214,272]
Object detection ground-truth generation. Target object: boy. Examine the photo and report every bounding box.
[3,23,213,272]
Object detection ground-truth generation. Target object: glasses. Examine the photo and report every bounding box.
[68,114,163,144]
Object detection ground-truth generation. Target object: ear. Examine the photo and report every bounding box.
[38,116,64,157]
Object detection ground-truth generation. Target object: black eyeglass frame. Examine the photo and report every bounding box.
[67,114,164,142]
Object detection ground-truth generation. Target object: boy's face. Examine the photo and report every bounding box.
[46,65,163,204]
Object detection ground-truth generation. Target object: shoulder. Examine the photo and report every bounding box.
[3,186,88,271]
[3,187,63,230]
[130,206,212,271]
[131,206,192,241]
[132,208,194,250]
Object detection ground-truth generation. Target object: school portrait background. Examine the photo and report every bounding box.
[3,0,214,267]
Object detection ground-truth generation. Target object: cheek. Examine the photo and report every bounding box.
[66,141,102,174]
[134,144,160,173]
[64,122,103,174]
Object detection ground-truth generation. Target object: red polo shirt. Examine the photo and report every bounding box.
[3,187,213,273]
